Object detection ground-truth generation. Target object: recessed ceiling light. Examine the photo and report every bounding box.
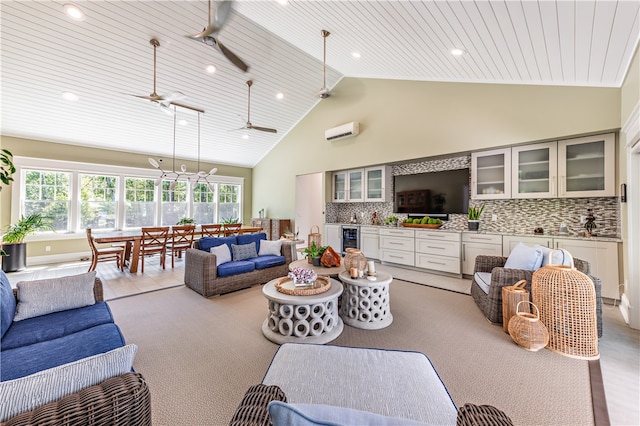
[352,52,362,59]
[276,93,284,100]
[63,3,85,21]
[178,119,188,126]
[206,64,217,74]
[61,91,79,101]
[242,134,249,140]
[451,48,466,56]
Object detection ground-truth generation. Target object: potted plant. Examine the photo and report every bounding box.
[302,242,327,267]
[1,148,16,191]
[176,217,195,225]
[2,213,53,272]
[467,203,485,231]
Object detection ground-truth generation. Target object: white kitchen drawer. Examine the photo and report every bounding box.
[462,233,502,245]
[415,239,460,257]
[380,235,415,251]
[380,248,415,266]
[415,253,461,274]
[360,226,380,235]
[415,230,460,242]
[379,228,414,238]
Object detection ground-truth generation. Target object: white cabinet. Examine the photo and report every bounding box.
[333,166,391,203]
[553,238,620,299]
[471,148,511,199]
[360,226,380,259]
[332,169,363,202]
[558,133,616,197]
[511,142,558,198]
[461,233,503,275]
[502,235,553,256]
[415,231,461,274]
[379,228,415,266]
[364,166,392,202]
[324,224,342,252]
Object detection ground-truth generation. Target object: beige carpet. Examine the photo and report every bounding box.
[108,280,594,426]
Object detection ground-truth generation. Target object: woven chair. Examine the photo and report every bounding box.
[86,227,125,272]
[139,226,169,273]
[166,225,195,268]
[223,223,242,236]
[470,255,603,337]
[200,223,222,237]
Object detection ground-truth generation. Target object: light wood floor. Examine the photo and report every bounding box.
[4,257,639,425]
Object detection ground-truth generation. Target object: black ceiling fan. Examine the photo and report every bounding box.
[229,80,277,134]
[186,0,249,73]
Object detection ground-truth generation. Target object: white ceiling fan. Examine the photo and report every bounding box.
[229,80,277,134]
[317,29,331,99]
[186,0,249,73]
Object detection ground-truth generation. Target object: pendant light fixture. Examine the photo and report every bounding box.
[148,104,217,191]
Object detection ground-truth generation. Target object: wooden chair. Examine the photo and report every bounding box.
[200,224,222,237]
[166,225,195,268]
[222,223,242,236]
[86,228,125,272]
[139,227,169,273]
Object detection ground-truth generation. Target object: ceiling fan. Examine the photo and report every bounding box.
[230,80,277,134]
[129,38,190,114]
[317,30,331,99]
[186,0,249,73]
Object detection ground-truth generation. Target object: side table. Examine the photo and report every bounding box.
[262,277,344,344]
[339,270,393,330]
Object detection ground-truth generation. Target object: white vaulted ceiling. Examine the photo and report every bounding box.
[1,1,639,168]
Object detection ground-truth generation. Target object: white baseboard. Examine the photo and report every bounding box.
[27,251,91,266]
[620,293,631,324]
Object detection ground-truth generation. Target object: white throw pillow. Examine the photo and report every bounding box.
[504,242,543,271]
[0,344,137,422]
[258,239,283,257]
[13,271,97,321]
[210,244,232,266]
[539,247,573,267]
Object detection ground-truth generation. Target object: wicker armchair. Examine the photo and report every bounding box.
[470,255,603,337]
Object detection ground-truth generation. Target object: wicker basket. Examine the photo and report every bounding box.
[532,250,599,360]
[501,279,529,333]
[508,301,549,351]
[308,226,322,249]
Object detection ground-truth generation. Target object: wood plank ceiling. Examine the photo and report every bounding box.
[1,1,638,168]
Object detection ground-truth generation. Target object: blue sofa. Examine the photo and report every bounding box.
[184,232,296,297]
[0,270,151,424]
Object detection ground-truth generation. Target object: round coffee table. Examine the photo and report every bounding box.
[262,277,344,344]
[338,270,393,330]
[289,258,342,277]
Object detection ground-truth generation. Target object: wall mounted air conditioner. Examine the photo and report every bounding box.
[325,122,360,141]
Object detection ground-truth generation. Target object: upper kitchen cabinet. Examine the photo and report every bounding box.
[558,133,615,198]
[364,166,392,202]
[512,142,558,198]
[471,148,511,199]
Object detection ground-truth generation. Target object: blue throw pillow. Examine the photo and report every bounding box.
[231,242,258,261]
[198,236,237,253]
[0,271,17,339]
[504,242,543,271]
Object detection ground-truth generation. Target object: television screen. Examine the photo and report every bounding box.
[393,168,470,216]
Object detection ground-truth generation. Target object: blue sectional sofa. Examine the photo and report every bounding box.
[184,232,296,297]
[0,270,151,424]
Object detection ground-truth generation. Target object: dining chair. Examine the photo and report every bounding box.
[86,227,125,272]
[140,226,170,273]
[200,224,222,237]
[166,225,196,268]
[222,223,242,236]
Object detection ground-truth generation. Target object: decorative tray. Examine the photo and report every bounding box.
[275,276,331,296]
[401,223,442,229]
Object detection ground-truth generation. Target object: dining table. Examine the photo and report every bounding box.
[92,226,264,273]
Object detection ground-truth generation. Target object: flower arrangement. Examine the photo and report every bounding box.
[288,267,317,286]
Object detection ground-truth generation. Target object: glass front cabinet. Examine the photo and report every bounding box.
[332,169,364,202]
[558,133,615,197]
[364,166,392,202]
[511,142,557,198]
[471,148,511,199]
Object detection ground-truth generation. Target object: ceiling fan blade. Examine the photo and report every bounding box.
[248,125,277,134]
[129,93,161,102]
[227,126,247,132]
[212,1,232,29]
[159,91,186,104]
[216,39,249,72]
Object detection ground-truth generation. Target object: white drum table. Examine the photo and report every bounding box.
[262,277,344,344]
[339,270,393,330]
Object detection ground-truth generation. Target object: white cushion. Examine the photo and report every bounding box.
[210,244,232,266]
[13,271,96,321]
[504,242,543,271]
[474,272,492,294]
[258,239,283,256]
[0,344,137,422]
[539,247,572,267]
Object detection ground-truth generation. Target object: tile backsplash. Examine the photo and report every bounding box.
[326,156,621,237]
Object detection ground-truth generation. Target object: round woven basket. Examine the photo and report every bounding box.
[532,250,599,360]
[508,301,549,351]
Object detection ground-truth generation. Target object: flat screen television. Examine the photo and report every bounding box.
[393,168,470,217]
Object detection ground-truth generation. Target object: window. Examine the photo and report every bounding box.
[24,170,71,232]
[161,181,188,226]
[193,183,216,224]
[125,177,156,228]
[219,184,240,222]
[80,174,117,229]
